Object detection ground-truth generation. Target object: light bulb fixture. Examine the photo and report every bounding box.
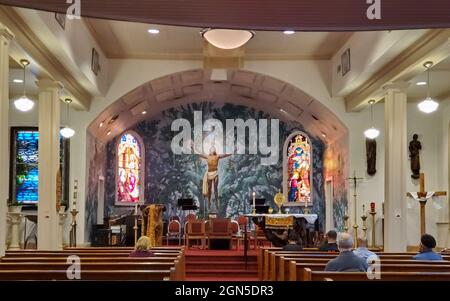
[201,28,254,49]
[14,59,34,112]
[283,30,295,35]
[147,28,160,35]
[364,99,380,139]
[60,98,75,138]
[418,61,439,113]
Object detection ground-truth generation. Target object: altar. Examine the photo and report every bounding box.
[243,213,318,266]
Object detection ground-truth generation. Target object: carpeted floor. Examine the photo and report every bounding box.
[185,245,259,281]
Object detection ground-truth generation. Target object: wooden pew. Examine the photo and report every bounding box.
[0,261,183,280]
[302,268,450,281]
[278,256,450,281]
[266,251,450,281]
[288,262,450,281]
[0,269,175,281]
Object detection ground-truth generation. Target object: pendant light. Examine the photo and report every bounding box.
[13,59,35,112]
[364,99,380,139]
[60,98,75,138]
[418,61,439,113]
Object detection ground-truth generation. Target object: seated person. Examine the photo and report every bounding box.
[413,234,443,261]
[354,237,378,262]
[325,233,368,272]
[283,231,303,251]
[318,230,339,252]
[129,236,155,257]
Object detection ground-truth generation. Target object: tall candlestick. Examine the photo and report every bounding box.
[135,203,138,215]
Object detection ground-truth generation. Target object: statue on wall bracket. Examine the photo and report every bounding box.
[366,138,377,176]
[409,133,422,179]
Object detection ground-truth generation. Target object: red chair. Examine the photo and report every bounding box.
[166,220,182,245]
[208,218,232,250]
[186,214,196,221]
[185,220,206,249]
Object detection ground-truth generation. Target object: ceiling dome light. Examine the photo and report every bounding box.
[416,81,427,86]
[60,126,75,138]
[147,28,160,35]
[418,97,439,114]
[283,30,295,35]
[14,59,34,112]
[364,127,380,139]
[364,100,380,139]
[201,28,254,49]
[14,96,34,112]
[418,61,439,114]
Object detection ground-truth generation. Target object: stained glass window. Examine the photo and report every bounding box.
[287,133,312,204]
[117,133,142,204]
[10,128,69,205]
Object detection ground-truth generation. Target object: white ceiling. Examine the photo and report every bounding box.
[407,56,450,102]
[85,19,352,60]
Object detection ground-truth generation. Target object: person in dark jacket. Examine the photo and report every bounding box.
[413,234,443,261]
[325,233,368,272]
[283,231,303,251]
[319,230,339,252]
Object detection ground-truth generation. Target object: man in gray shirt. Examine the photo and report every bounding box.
[325,233,368,272]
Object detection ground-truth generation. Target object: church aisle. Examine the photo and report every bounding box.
[185,249,258,281]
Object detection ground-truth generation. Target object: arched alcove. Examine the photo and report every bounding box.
[85,69,349,240]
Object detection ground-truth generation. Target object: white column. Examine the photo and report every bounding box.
[0,23,14,257]
[36,78,62,250]
[383,82,409,252]
[58,206,67,249]
[7,210,22,250]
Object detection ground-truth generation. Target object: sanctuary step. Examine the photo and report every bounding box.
[185,250,258,281]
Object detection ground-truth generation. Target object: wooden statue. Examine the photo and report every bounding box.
[366,138,376,176]
[409,134,422,179]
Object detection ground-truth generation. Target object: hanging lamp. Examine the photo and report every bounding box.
[60,98,75,138]
[418,61,439,113]
[13,59,34,112]
[364,99,380,139]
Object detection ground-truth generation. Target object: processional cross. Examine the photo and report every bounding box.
[406,173,447,236]
[347,171,364,245]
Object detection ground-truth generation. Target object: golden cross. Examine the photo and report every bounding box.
[406,173,447,236]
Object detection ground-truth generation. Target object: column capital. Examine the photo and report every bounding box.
[382,81,410,93]
[0,22,14,41]
[36,77,64,91]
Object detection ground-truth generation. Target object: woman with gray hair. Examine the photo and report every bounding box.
[324,233,368,272]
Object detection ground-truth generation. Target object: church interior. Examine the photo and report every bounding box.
[0,2,450,282]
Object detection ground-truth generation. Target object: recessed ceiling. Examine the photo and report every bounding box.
[85,19,352,60]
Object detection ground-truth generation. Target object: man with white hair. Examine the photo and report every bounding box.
[325,233,368,272]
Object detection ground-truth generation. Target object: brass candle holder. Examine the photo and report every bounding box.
[370,209,377,248]
[343,214,349,232]
[361,205,368,239]
[69,208,78,247]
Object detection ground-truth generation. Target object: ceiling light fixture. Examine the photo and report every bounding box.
[142,111,147,115]
[364,99,380,139]
[148,28,160,35]
[99,121,104,128]
[283,30,295,35]
[60,98,75,139]
[13,59,34,112]
[418,61,439,113]
[416,81,427,86]
[201,28,254,50]
[106,130,111,136]
[13,79,23,83]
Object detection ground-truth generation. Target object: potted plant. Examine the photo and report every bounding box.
[8,201,23,214]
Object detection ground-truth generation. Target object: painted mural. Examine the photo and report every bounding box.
[102,102,328,228]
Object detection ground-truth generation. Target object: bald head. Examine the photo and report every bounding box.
[357,237,368,248]
[338,233,354,251]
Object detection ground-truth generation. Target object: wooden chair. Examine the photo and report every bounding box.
[253,225,267,249]
[208,218,232,250]
[185,220,206,249]
[166,220,182,245]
